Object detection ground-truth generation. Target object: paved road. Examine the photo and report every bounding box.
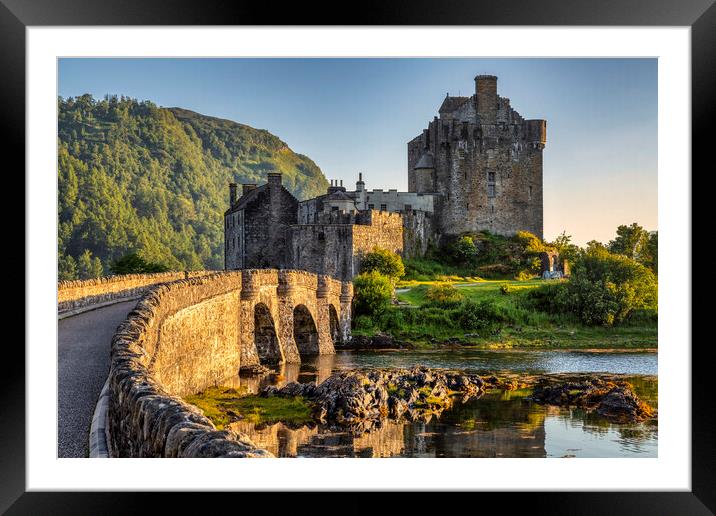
[57,300,137,458]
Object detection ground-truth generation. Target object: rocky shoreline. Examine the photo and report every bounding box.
[260,367,655,434]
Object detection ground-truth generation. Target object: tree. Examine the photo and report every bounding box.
[560,247,657,326]
[608,223,650,261]
[550,231,579,262]
[58,255,78,281]
[643,231,658,273]
[352,271,394,317]
[360,248,405,284]
[77,250,103,279]
[110,253,169,275]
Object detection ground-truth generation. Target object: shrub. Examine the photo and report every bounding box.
[539,249,658,326]
[110,252,169,274]
[499,283,511,295]
[456,299,513,332]
[360,248,405,284]
[353,271,394,317]
[448,236,479,266]
[425,282,463,307]
[526,281,567,313]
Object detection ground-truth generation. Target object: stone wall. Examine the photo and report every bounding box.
[57,271,215,313]
[402,209,437,259]
[225,177,299,270]
[106,270,352,457]
[408,75,546,240]
[351,210,404,277]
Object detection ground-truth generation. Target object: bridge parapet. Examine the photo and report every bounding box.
[57,271,216,314]
[105,269,353,458]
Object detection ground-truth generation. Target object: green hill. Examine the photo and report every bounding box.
[58,94,329,279]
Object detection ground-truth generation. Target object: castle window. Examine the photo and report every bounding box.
[380,204,387,211]
[488,172,496,182]
[529,186,533,200]
[488,184,496,198]
[404,204,412,212]
[331,206,339,212]
[368,204,374,210]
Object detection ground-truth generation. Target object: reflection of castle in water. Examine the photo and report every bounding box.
[227,391,549,458]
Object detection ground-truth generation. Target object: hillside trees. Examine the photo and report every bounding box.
[57,95,328,279]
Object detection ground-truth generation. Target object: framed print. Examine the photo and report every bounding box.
[8,0,712,512]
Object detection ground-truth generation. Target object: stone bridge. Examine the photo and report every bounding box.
[58,270,353,457]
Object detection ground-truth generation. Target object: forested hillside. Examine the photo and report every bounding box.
[58,95,329,279]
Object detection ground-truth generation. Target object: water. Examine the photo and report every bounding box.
[222,350,658,458]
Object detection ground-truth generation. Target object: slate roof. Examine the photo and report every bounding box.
[438,95,470,113]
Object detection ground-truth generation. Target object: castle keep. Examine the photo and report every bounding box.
[225,73,547,279]
[408,74,546,239]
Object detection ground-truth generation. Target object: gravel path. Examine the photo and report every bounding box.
[57,300,137,458]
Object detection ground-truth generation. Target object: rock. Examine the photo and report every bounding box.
[531,378,655,423]
[262,367,485,434]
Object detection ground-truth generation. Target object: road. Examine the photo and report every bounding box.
[57,300,137,458]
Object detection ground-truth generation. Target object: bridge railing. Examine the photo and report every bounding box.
[57,271,216,315]
[106,269,353,458]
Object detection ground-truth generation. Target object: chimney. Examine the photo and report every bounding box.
[229,183,237,206]
[242,183,257,195]
[267,172,282,188]
[475,74,498,125]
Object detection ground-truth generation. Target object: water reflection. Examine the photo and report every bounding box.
[227,391,656,458]
[222,350,657,458]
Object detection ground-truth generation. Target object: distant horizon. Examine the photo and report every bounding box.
[59,58,657,246]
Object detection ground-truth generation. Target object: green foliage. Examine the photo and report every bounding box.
[185,386,315,430]
[57,95,328,279]
[608,223,650,261]
[425,282,463,307]
[550,231,579,262]
[405,230,555,282]
[353,271,394,317]
[448,236,479,266]
[58,254,78,281]
[77,249,104,279]
[110,252,169,274]
[456,299,513,332]
[499,283,511,295]
[360,248,405,284]
[530,248,657,326]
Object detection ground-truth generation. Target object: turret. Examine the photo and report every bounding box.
[475,74,498,125]
[413,151,435,193]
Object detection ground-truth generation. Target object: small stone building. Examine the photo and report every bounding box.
[225,174,404,281]
[225,173,298,270]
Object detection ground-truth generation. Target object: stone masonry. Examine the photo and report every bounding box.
[224,72,547,277]
[104,270,352,457]
[408,74,546,239]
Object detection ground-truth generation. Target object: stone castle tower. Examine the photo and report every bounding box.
[407,75,546,239]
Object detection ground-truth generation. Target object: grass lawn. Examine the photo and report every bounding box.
[185,386,315,430]
[360,279,657,350]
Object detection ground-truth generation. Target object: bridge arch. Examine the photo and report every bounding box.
[253,302,282,365]
[293,304,319,355]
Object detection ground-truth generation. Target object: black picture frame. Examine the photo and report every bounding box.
[7,0,711,512]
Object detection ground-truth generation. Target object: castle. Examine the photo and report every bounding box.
[225,74,547,280]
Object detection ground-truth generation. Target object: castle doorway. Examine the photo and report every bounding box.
[254,303,282,365]
[293,305,319,355]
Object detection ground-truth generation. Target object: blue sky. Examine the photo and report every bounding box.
[58,58,657,245]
